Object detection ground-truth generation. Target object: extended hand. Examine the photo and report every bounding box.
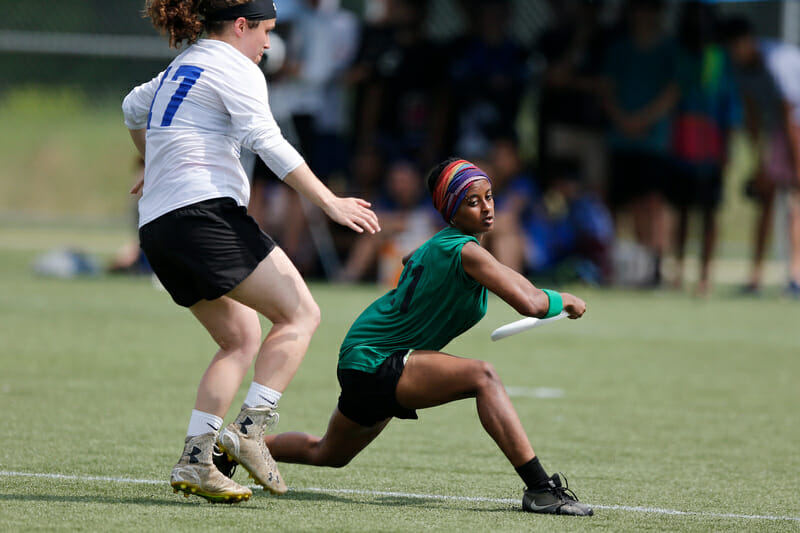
[562,293,586,319]
[326,197,381,234]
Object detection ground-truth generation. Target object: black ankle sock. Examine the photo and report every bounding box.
[515,457,550,490]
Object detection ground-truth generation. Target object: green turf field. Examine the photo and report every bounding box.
[1,226,799,532]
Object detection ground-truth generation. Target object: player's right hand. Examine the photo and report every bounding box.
[561,293,586,319]
[326,197,381,234]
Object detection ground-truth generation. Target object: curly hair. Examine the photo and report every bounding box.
[146,0,256,48]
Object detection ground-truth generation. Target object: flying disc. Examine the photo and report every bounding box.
[490,311,569,341]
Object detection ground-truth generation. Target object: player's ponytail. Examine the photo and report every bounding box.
[146,0,260,48]
[146,0,205,48]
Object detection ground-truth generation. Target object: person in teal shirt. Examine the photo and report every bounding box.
[249,158,593,516]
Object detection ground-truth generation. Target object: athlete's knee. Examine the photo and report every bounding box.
[215,319,262,361]
[291,293,320,334]
[474,360,502,390]
[306,439,352,468]
[304,297,321,332]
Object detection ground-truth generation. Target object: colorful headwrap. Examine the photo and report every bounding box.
[432,159,491,223]
[207,0,277,21]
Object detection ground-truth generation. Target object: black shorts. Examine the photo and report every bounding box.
[607,150,670,207]
[665,164,723,210]
[139,197,276,307]
[337,350,418,427]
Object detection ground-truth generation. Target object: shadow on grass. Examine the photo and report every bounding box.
[277,489,514,513]
[0,491,264,509]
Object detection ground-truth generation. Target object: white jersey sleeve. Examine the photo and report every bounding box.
[122,73,164,130]
[219,62,305,179]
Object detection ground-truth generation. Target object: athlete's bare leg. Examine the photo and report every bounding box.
[396,351,535,467]
[227,247,320,391]
[189,247,320,417]
[190,297,263,417]
[265,409,390,467]
[265,350,535,469]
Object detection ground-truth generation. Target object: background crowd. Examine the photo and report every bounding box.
[130,0,800,297]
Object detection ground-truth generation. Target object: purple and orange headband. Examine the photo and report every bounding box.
[432,159,491,223]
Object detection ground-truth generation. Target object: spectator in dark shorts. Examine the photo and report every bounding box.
[667,1,742,296]
[349,0,449,167]
[533,0,611,196]
[723,16,800,297]
[446,0,530,160]
[599,0,679,286]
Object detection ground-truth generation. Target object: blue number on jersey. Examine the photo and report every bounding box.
[147,65,205,129]
[146,66,171,130]
[160,65,205,127]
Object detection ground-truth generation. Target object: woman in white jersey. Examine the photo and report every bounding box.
[122,0,380,504]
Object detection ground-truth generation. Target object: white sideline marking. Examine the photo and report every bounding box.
[1,470,798,523]
[505,386,565,399]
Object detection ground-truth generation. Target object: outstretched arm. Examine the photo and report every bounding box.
[461,241,585,319]
[283,163,381,234]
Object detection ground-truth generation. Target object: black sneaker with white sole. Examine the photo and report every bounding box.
[522,473,593,516]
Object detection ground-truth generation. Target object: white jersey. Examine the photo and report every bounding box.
[122,39,305,227]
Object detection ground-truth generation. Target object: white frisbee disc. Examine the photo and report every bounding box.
[490,311,569,341]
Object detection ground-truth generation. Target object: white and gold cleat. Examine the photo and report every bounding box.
[217,406,287,495]
[169,432,252,504]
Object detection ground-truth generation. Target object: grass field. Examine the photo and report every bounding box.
[1,223,799,532]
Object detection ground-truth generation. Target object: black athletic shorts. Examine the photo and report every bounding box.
[607,150,670,207]
[665,164,723,210]
[336,350,418,427]
[139,197,276,307]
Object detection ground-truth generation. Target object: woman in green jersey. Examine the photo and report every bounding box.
[259,157,593,516]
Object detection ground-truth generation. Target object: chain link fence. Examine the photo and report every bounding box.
[0,0,790,102]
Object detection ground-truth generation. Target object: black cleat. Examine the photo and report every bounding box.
[212,443,238,479]
[522,473,593,516]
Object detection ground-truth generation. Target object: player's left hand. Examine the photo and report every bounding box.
[130,177,144,195]
[326,197,381,234]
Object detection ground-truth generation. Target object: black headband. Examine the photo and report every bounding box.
[206,0,277,22]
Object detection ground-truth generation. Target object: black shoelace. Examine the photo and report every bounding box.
[551,473,581,502]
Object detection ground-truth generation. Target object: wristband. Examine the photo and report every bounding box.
[541,289,563,319]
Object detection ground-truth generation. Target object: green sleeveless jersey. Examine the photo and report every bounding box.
[339,226,488,373]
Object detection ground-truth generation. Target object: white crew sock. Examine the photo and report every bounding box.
[186,409,224,438]
[243,382,282,409]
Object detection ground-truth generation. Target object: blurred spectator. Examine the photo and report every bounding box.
[533,0,610,194]
[481,131,541,273]
[272,0,360,180]
[482,131,613,284]
[667,1,742,296]
[534,158,614,284]
[599,0,679,286]
[336,159,440,284]
[349,0,449,167]
[723,16,800,297]
[446,0,530,160]
[247,0,361,276]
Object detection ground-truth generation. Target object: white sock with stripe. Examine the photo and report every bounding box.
[186,409,224,437]
[244,382,281,409]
